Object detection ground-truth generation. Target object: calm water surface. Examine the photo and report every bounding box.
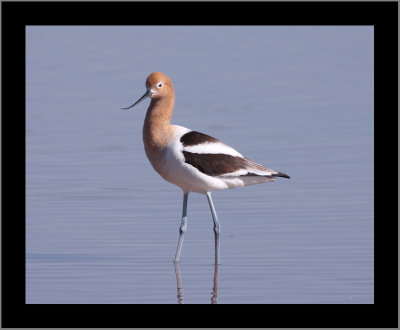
[26,26,373,304]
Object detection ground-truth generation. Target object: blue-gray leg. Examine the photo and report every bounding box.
[206,192,221,265]
[174,192,189,263]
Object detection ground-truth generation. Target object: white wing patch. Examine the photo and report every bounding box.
[183,141,243,157]
[218,167,275,178]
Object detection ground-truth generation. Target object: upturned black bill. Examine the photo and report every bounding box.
[121,90,151,110]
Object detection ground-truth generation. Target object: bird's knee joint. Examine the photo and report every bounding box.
[214,224,221,235]
[179,217,187,234]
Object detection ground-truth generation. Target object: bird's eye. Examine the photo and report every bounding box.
[157,82,163,88]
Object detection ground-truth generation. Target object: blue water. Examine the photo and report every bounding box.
[26,26,373,304]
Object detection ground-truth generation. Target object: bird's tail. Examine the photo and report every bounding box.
[272,172,290,179]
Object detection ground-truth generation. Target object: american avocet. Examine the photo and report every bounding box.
[122,72,290,265]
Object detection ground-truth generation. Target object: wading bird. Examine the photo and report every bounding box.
[122,72,289,265]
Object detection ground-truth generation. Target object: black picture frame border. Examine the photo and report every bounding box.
[2,1,397,328]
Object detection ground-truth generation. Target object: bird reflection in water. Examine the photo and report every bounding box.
[211,263,219,304]
[174,262,220,304]
[174,262,184,304]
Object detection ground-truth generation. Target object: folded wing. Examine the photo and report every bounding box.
[180,131,289,187]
